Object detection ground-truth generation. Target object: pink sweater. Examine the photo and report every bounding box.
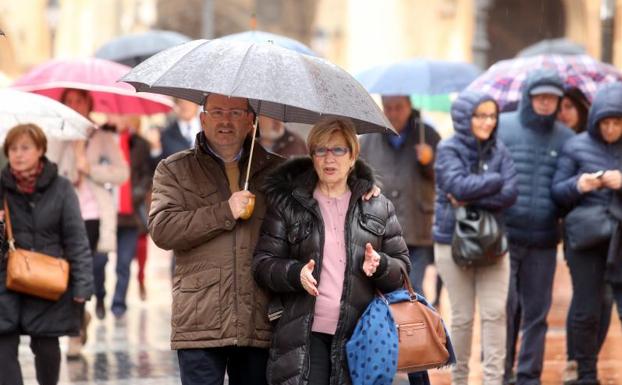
[311,187,352,335]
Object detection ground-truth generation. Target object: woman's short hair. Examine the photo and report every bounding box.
[3,124,48,157]
[60,88,94,112]
[307,117,360,159]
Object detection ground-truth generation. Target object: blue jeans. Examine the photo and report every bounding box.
[177,346,268,385]
[408,246,434,295]
[504,243,557,385]
[93,251,109,301]
[112,226,139,316]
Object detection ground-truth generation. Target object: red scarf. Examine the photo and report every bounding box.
[118,131,134,215]
[11,161,44,194]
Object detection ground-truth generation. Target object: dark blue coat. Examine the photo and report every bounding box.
[552,82,622,213]
[497,69,574,247]
[433,91,518,244]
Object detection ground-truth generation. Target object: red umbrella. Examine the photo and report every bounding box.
[12,58,172,115]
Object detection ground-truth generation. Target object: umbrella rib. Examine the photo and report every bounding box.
[148,40,210,99]
[229,44,254,96]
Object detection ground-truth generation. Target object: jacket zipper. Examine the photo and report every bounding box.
[293,192,325,384]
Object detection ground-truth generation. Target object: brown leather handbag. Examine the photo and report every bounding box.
[4,198,69,301]
[379,271,450,372]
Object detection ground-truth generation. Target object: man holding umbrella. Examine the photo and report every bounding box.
[359,96,441,297]
[148,93,276,384]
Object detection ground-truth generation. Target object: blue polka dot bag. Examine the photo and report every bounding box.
[345,285,455,385]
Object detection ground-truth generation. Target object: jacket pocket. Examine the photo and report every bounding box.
[359,213,386,236]
[173,269,221,331]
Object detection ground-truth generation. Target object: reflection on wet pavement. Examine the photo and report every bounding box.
[19,240,181,385]
[16,242,621,384]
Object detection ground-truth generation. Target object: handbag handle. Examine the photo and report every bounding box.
[377,266,417,301]
[3,197,15,252]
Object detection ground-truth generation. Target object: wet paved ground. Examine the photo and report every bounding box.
[17,242,622,384]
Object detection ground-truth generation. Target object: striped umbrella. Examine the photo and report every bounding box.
[467,54,622,111]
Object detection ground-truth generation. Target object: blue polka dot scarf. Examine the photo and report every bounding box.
[345,289,455,385]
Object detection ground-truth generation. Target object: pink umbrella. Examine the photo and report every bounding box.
[12,58,173,115]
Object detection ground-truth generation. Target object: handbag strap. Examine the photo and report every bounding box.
[3,197,15,251]
[377,267,417,302]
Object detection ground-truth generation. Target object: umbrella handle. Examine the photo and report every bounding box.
[419,117,425,145]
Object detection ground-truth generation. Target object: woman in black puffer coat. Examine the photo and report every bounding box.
[253,117,410,385]
[0,124,93,385]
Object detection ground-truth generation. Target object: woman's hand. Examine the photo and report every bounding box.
[447,193,465,208]
[601,170,622,190]
[362,185,381,201]
[577,172,603,193]
[300,259,319,296]
[362,243,381,277]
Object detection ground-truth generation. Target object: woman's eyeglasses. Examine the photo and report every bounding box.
[312,146,350,157]
[472,113,497,122]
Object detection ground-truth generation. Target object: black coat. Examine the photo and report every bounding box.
[253,158,410,385]
[0,160,93,336]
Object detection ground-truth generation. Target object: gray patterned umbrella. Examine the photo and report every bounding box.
[120,39,394,135]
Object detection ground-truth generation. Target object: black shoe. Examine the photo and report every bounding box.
[95,299,106,320]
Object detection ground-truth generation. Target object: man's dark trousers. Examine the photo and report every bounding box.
[177,346,268,385]
[504,243,557,385]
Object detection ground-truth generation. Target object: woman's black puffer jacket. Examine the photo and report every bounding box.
[253,157,410,385]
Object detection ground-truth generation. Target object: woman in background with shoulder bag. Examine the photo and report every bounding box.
[433,91,518,385]
[0,124,93,385]
[552,82,622,385]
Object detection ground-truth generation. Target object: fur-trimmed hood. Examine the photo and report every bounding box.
[262,157,375,206]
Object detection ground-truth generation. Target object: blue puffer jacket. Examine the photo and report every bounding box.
[552,82,622,212]
[433,91,518,244]
[497,69,574,247]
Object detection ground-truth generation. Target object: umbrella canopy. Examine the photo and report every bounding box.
[0,89,93,142]
[355,59,481,96]
[517,38,586,57]
[95,29,192,67]
[219,30,317,56]
[466,54,622,111]
[12,58,173,115]
[121,39,393,134]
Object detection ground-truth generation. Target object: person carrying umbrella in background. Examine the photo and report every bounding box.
[496,69,574,385]
[359,96,441,299]
[58,88,129,358]
[111,114,152,319]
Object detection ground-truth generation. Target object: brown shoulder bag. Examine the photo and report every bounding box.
[378,271,450,372]
[4,198,69,301]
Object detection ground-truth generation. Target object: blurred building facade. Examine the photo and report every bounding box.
[0,0,621,77]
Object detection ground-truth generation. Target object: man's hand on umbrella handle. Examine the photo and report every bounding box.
[416,143,434,165]
[228,190,255,219]
[363,243,381,277]
[300,259,319,296]
[362,185,381,201]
